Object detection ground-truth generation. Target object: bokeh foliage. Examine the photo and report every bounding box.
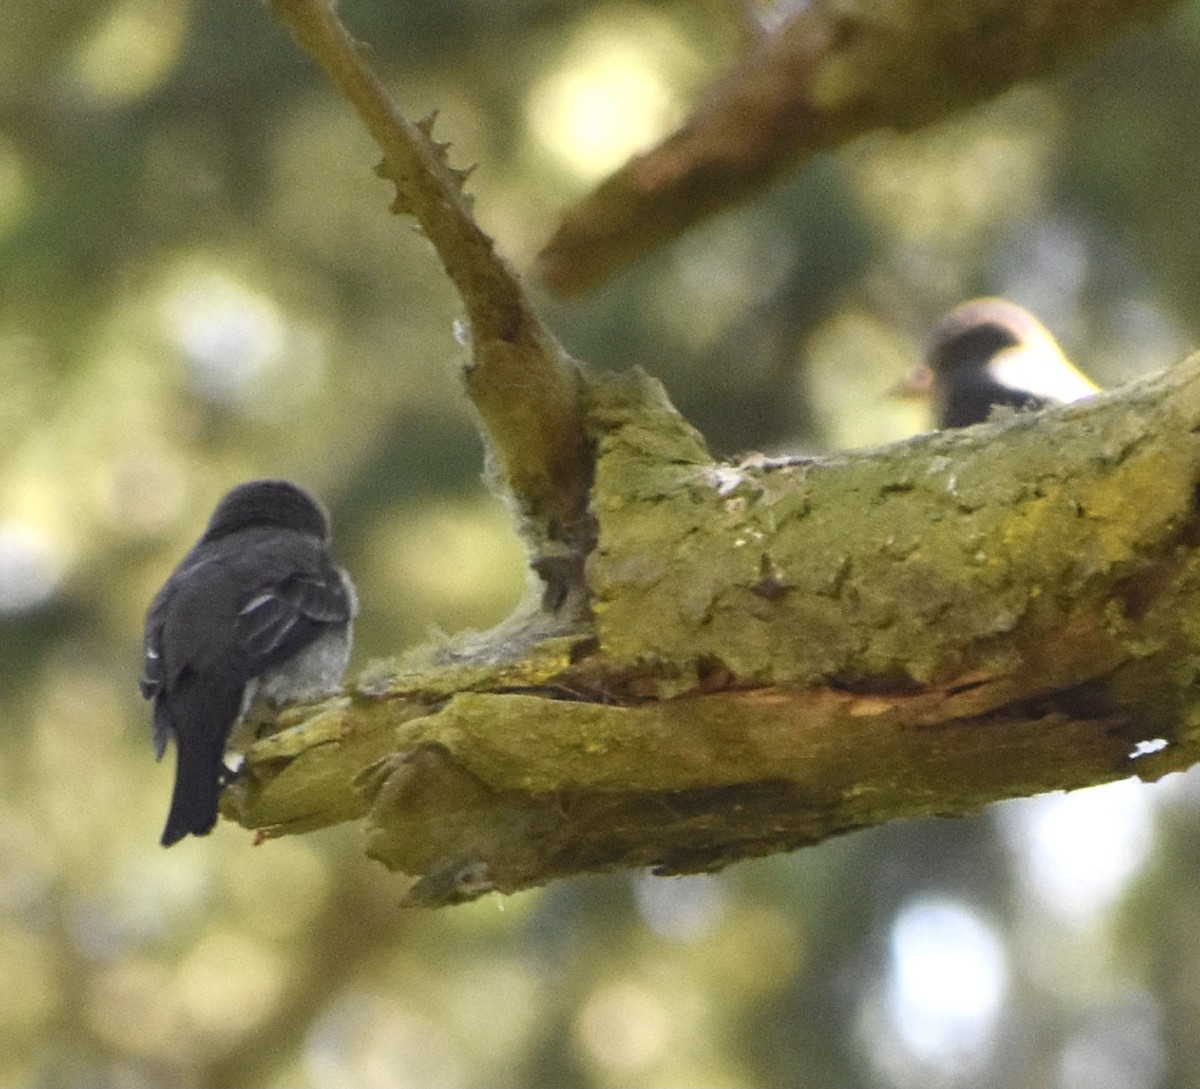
[2,0,1199,1085]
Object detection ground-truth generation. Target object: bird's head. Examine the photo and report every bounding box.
[895,298,1097,427]
[202,480,330,543]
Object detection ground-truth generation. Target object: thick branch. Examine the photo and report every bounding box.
[230,355,1200,905]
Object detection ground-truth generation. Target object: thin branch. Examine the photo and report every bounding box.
[266,0,594,605]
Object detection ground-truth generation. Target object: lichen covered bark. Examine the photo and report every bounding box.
[587,366,1200,698]
[230,356,1200,904]
[247,0,1200,904]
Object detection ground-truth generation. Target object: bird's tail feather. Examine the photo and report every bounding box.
[160,733,228,846]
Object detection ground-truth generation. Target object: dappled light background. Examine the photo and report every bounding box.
[2,0,1200,1085]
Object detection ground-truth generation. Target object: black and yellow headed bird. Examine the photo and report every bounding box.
[903,297,1099,428]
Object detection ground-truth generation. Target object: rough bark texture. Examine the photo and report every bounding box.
[230,356,1200,905]
[251,0,1200,905]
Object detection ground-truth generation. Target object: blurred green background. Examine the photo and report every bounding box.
[2,0,1199,1085]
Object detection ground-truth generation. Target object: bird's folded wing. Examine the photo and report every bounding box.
[236,571,352,665]
[140,644,163,701]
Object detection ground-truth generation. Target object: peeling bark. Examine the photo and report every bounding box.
[230,358,1200,905]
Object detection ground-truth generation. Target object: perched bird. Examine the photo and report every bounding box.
[141,480,357,846]
[902,297,1099,428]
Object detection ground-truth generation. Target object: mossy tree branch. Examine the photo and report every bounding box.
[232,359,1200,905]
[245,0,1200,906]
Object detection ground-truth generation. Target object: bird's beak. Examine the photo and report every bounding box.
[889,363,934,400]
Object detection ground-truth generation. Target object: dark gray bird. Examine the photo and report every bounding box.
[901,298,1099,428]
[141,480,357,846]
